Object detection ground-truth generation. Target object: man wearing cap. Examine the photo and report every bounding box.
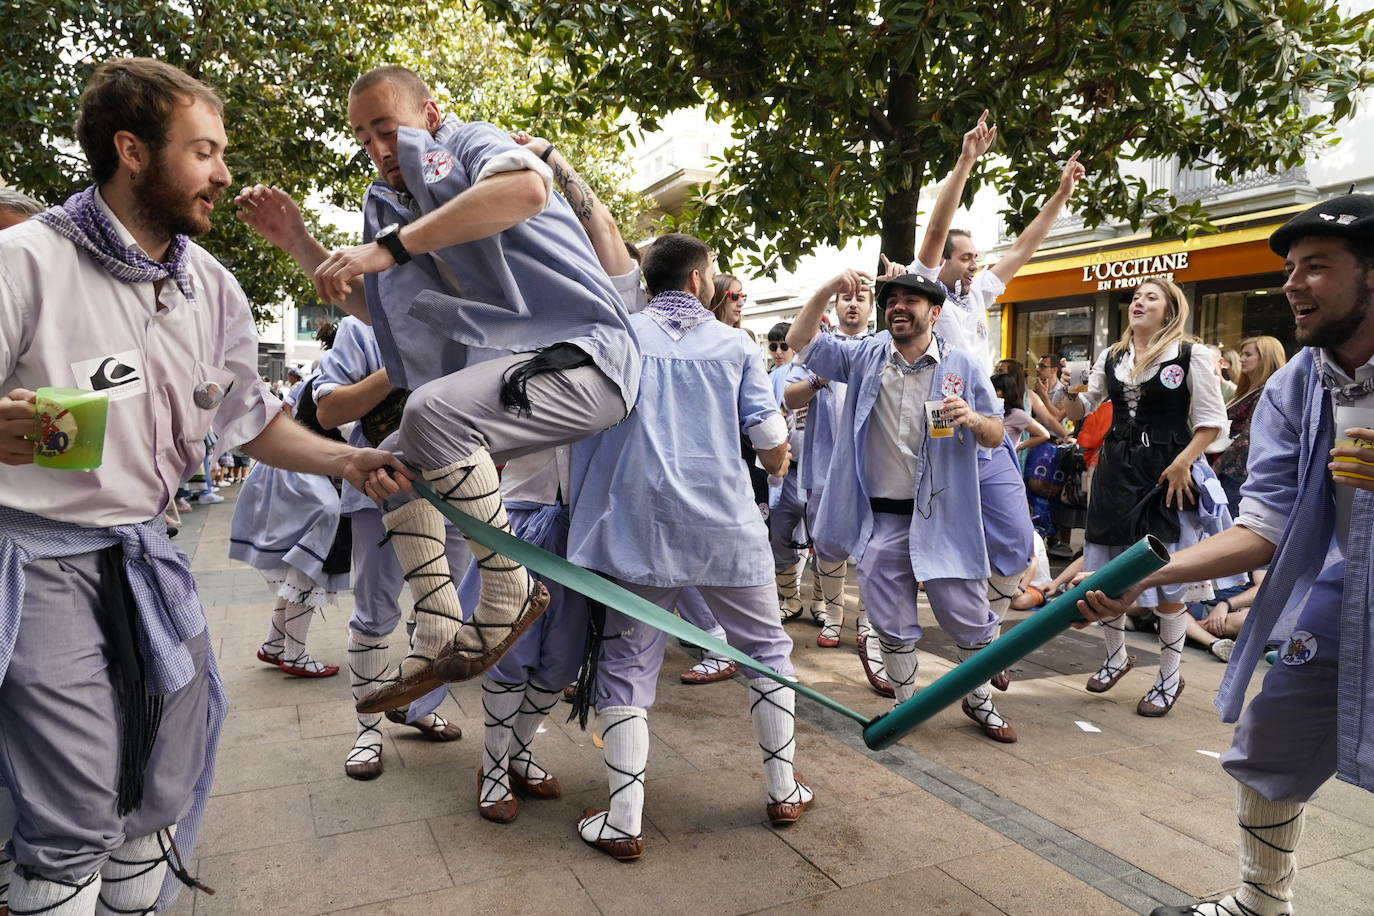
[787,268,1019,743]
[1080,195,1374,916]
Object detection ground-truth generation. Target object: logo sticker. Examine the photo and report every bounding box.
[70,350,146,401]
[1280,630,1316,666]
[34,404,77,459]
[1338,214,1357,225]
[941,372,965,398]
[421,149,455,184]
[1159,364,1186,390]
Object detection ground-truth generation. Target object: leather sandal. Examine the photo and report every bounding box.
[1137,677,1185,717]
[766,774,813,825]
[991,670,1011,691]
[1086,655,1135,693]
[478,768,519,824]
[279,659,340,679]
[579,808,643,860]
[345,749,383,781]
[256,648,283,667]
[433,581,552,683]
[680,658,738,684]
[385,708,462,741]
[856,634,895,698]
[510,769,561,799]
[355,666,445,715]
[816,624,842,649]
[961,698,1018,744]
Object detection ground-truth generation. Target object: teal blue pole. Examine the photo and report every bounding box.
[862,535,1169,750]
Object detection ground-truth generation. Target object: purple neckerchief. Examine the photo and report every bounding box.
[642,290,714,340]
[34,185,197,305]
[932,275,971,312]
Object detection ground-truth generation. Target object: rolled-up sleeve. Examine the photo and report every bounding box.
[1076,349,1110,415]
[1188,344,1231,451]
[740,341,787,449]
[456,123,553,208]
[211,281,278,453]
[315,321,372,401]
[798,333,855,383]
[1235,384,1299,546]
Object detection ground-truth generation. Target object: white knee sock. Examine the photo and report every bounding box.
[347,631,389,768]
[425,449,536,657]
[97,831,169,914]
[957,644,1009,729]
[260,599,287,658]
[817,558,847,639]
[877,639,918,703]
[775,566,803,620]
[1150,609,1188,703]
[1093,614,1129,682]
[1226,783,1303,916]
[987,571,1020,622]
[855,610,872,640]
[747,678,811,806]
[281,601,326,673]
[580,706,648,841]
[381,498,465,677]
[1,845,13,908]
[510,682,561,783]
[8,871,100,915]
[479,678,526,807]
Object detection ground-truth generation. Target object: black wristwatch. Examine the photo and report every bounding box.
[374,223,412,265]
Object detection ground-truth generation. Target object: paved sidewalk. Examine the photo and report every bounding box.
[167,489,1374,915]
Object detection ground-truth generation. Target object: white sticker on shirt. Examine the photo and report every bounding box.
[422,149,455,184]
[70,350,147,401]
[1159,364,1185,390]
[941,372,965,398]
[1280,630,1316,666]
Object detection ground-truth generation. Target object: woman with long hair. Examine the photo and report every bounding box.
[710,274,752,336]
[1214,335,1288,517]
[1063,277,1234,717]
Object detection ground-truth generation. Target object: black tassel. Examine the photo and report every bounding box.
[499,343,593,416]
[567,596,607,731]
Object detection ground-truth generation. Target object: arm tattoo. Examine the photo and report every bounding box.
[552,160,597,224]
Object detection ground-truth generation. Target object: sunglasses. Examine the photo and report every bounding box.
[768,342,790,352]
[725,291,747,302]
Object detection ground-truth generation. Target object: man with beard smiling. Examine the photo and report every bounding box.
[1078,195,1374,916]
[788,271,1020,743]
[0,59,408,913]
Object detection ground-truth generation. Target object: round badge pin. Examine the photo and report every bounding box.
[422,149,455,184]
[194,381,224,410]
[1280,630,1317,666]
[1159,364,1186,389]
[941,372,965,398]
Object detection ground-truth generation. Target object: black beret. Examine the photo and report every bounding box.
[875,272,947,308]
[1269,194,1374,256]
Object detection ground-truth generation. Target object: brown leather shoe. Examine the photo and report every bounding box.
[354,665,445,715]
[478,768,518,823]
[385,708,462,742]
[991,670,1011,691]
[579,808,643,860]
[856,634,895,698]
[961,698,1018,743]
[433,581,552,683]
[680,659,738,684]
[510,769,561,799]
[766,774,813,825]
[1085,655,1135,693]
[1137,677,1185,717]
[344,754,383,781]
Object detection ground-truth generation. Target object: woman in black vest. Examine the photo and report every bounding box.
[1063,278,1232,716]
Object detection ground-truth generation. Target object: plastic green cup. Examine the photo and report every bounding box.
[33,387,108,470]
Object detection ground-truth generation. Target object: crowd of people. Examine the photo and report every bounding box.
[0,58,1369,916]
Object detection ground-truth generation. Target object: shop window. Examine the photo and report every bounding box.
[1197,284,1296,357]
[1013,301,1094,366]
[296,303,347,341]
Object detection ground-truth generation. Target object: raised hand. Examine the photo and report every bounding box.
[829,268,873,297]
[878,254,908,281]
[235,185,310,253]
[961,109,997,161]
[1060,150,1086,195]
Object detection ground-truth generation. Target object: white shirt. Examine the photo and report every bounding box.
[0,191,276,526]
[864,336,942,500]
[914,261,1003,377]
[1077,341,1231,453]
[1236,349,1374,550]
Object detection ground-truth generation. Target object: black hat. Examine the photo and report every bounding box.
[875,273,946,308]
[1269,194,1374,256]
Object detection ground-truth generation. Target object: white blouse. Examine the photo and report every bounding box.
[1076,341,1230,452]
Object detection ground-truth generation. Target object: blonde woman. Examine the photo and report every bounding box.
[1063,277,1232,716]
[1214,336,1288,517]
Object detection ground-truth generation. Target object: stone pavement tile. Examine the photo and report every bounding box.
[328,865,600,916]
[1349,845,1374,869]
[194,821,451,914]
[219,703,299,746]
[384,708,484,770]
[425,784,667,885]
[938,843,1137,915]
[1146,795,1374,864]
[1295,856,1374,914]
[210,731,400,796]
[774,791,1008,887]
[640,767,776,838]
[219,665,353,712]
[1074,813,1237,898]
[209,603,282,638]
[1101,738,1233,800]
[791,723,916,804]
[197,783,316,858]
[752,865,1003,915]
[1308,775,1374,828]
[573,823,835,916]
[309,759,477,836]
